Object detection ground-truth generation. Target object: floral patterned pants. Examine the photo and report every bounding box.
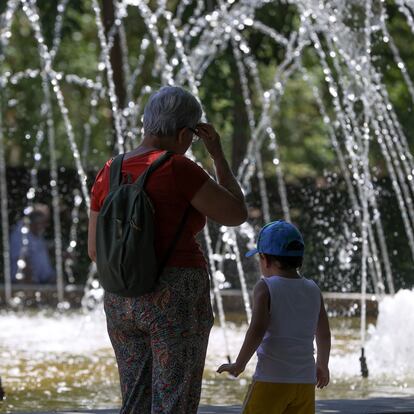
[104,267,214,414]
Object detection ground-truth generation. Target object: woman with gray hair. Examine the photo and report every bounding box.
[88,86,247,413]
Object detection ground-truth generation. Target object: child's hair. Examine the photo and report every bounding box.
[264,240,304,269]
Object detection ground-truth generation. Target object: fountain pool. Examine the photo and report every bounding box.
[1,289,413,411]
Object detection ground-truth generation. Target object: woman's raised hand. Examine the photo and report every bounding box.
[190,122,247,226]
[195,123,224,160]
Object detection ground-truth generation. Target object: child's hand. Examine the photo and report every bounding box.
[316,362,330,388]
[217,362,245,377]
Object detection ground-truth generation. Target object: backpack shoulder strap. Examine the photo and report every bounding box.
[156,205,191,280]
[134,151,174,189]
[109,154,125,192]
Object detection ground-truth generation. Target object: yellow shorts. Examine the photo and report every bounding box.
[242,381,315,414]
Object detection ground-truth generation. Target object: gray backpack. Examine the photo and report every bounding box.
[96,151,189,297]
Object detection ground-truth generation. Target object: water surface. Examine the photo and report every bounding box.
[1,290,413,411]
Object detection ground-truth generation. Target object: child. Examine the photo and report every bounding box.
[217,220,331,414]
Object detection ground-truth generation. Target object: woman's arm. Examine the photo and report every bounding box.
[87,210,99,262]
[190,123,247,226]
[217,280,270,377]
[316,294,331,388]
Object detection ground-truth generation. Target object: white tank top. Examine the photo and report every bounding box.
[253,275,321,384]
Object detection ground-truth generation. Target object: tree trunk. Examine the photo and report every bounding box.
[230,57,249,171]
[101,0,126,150]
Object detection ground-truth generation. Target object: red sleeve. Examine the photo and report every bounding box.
[171,155,210,201]
[90,160,111,212]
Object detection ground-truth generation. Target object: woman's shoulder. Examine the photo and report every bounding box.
[95,158,112,182]
[170,154,211,200]
[93,157,114,180]
[171,153,210,178]
[171,153,200,166]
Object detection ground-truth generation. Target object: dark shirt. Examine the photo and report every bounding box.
[10,221,56,283]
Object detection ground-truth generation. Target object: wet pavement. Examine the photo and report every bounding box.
[13,397,414,414]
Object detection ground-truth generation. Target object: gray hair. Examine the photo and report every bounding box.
[143,86,202,137]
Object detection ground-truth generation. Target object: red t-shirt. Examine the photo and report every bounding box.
[91,150,210,268]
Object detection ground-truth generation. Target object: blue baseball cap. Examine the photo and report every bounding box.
[245,220,304,258]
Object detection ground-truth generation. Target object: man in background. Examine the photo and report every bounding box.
[10,205,56,284]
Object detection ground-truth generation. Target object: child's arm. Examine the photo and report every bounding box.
[217,279,270,377]
[316,293,331,388]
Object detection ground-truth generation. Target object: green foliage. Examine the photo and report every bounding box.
[274,75,335,181]
[2,1,414,289]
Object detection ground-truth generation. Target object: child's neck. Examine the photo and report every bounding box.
[262,267,301,279]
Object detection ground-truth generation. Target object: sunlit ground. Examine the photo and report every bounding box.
[1,293,413,411]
